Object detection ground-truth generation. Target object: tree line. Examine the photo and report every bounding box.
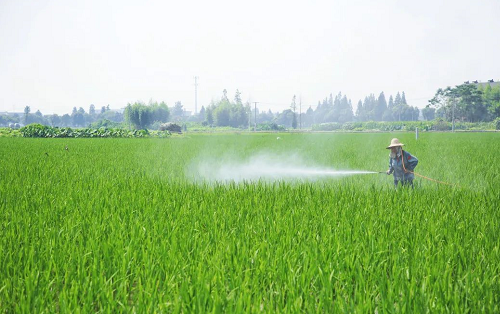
[0,91,420,130]
[428,83,500,122]
[0,104,123,128]
[192,90,419,129]
[3,83,499,129]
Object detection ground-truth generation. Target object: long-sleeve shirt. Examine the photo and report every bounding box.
[388,150,418,181]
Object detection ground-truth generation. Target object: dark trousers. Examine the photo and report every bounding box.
[394,179,413,188]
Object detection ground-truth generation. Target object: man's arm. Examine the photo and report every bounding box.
[387,158,394,175]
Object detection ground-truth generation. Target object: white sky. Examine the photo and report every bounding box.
[1,0,499,115]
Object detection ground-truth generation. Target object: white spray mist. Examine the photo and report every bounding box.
[188,152,376,183]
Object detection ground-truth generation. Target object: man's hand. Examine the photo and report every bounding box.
[386,170,391,175]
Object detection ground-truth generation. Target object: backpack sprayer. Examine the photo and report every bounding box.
[399,153,457,187]
[379,144,458,187]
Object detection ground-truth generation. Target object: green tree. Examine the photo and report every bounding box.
[124,102,153,129]
[430,84,487,122]
[151,101,170,123]
[338,95,353,123]
[388,95,394,110]
[394,92,402,121]
[234,89,242,105]
[172,101,184,120]
[205,107,214,126]
[61,114,71,127]
[214,101,231,127]
[456,84,486,122]
[401,91,407,105]
[230,103,248,128]
[482,84,500,118]
[72,112,85,127]
[276,109,295,128]
[355,100,365,121]
[383,95,395,121]
[363,94,377,121]
[49,114,61,127]
[375,92,387,121]
[198,106,206,122]
[422,106,435,121]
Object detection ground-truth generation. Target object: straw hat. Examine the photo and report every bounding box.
[386,138,404,149]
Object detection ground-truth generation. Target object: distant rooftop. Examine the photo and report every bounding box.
[0,112,23,116]
[463,79,500,88]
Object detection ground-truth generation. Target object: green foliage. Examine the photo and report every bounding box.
[171,101,184,120]
[315,92,356,124]
[421,106,436,121]
[124,101,170,129]
[0,128,21,137]
[213,100,232,126]
[0,133,499,312]
[90,119,124,129]
[19,123,55,137]
[211,95,249,128]
[257,122,286,131]
[312,122,343,131]
[205,107,214,126]
[482,84,500,118]
[495,117,500,130]
[430,83,500,122]
[312,120,497,132]
[19,124,169,138]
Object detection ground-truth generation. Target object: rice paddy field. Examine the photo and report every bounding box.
[1,132,499,312]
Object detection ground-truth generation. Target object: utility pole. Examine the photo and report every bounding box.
[248,108,251,131]
[254,102,258,132]
[452,96,456,132]
[194,76,198,115]
[299,96,302,130]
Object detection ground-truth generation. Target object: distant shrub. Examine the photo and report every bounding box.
[90,119,123,129]
[432,119,451,131]
[0,127,21,137]
[159,123,182,133]
[20,124,54,137]
[312,122,342,131]
[258,122,285,131]
[495,118,500,130]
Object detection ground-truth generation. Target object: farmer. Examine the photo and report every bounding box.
[386,138,418,188]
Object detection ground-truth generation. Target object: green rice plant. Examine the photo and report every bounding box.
[0,133,499,312]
